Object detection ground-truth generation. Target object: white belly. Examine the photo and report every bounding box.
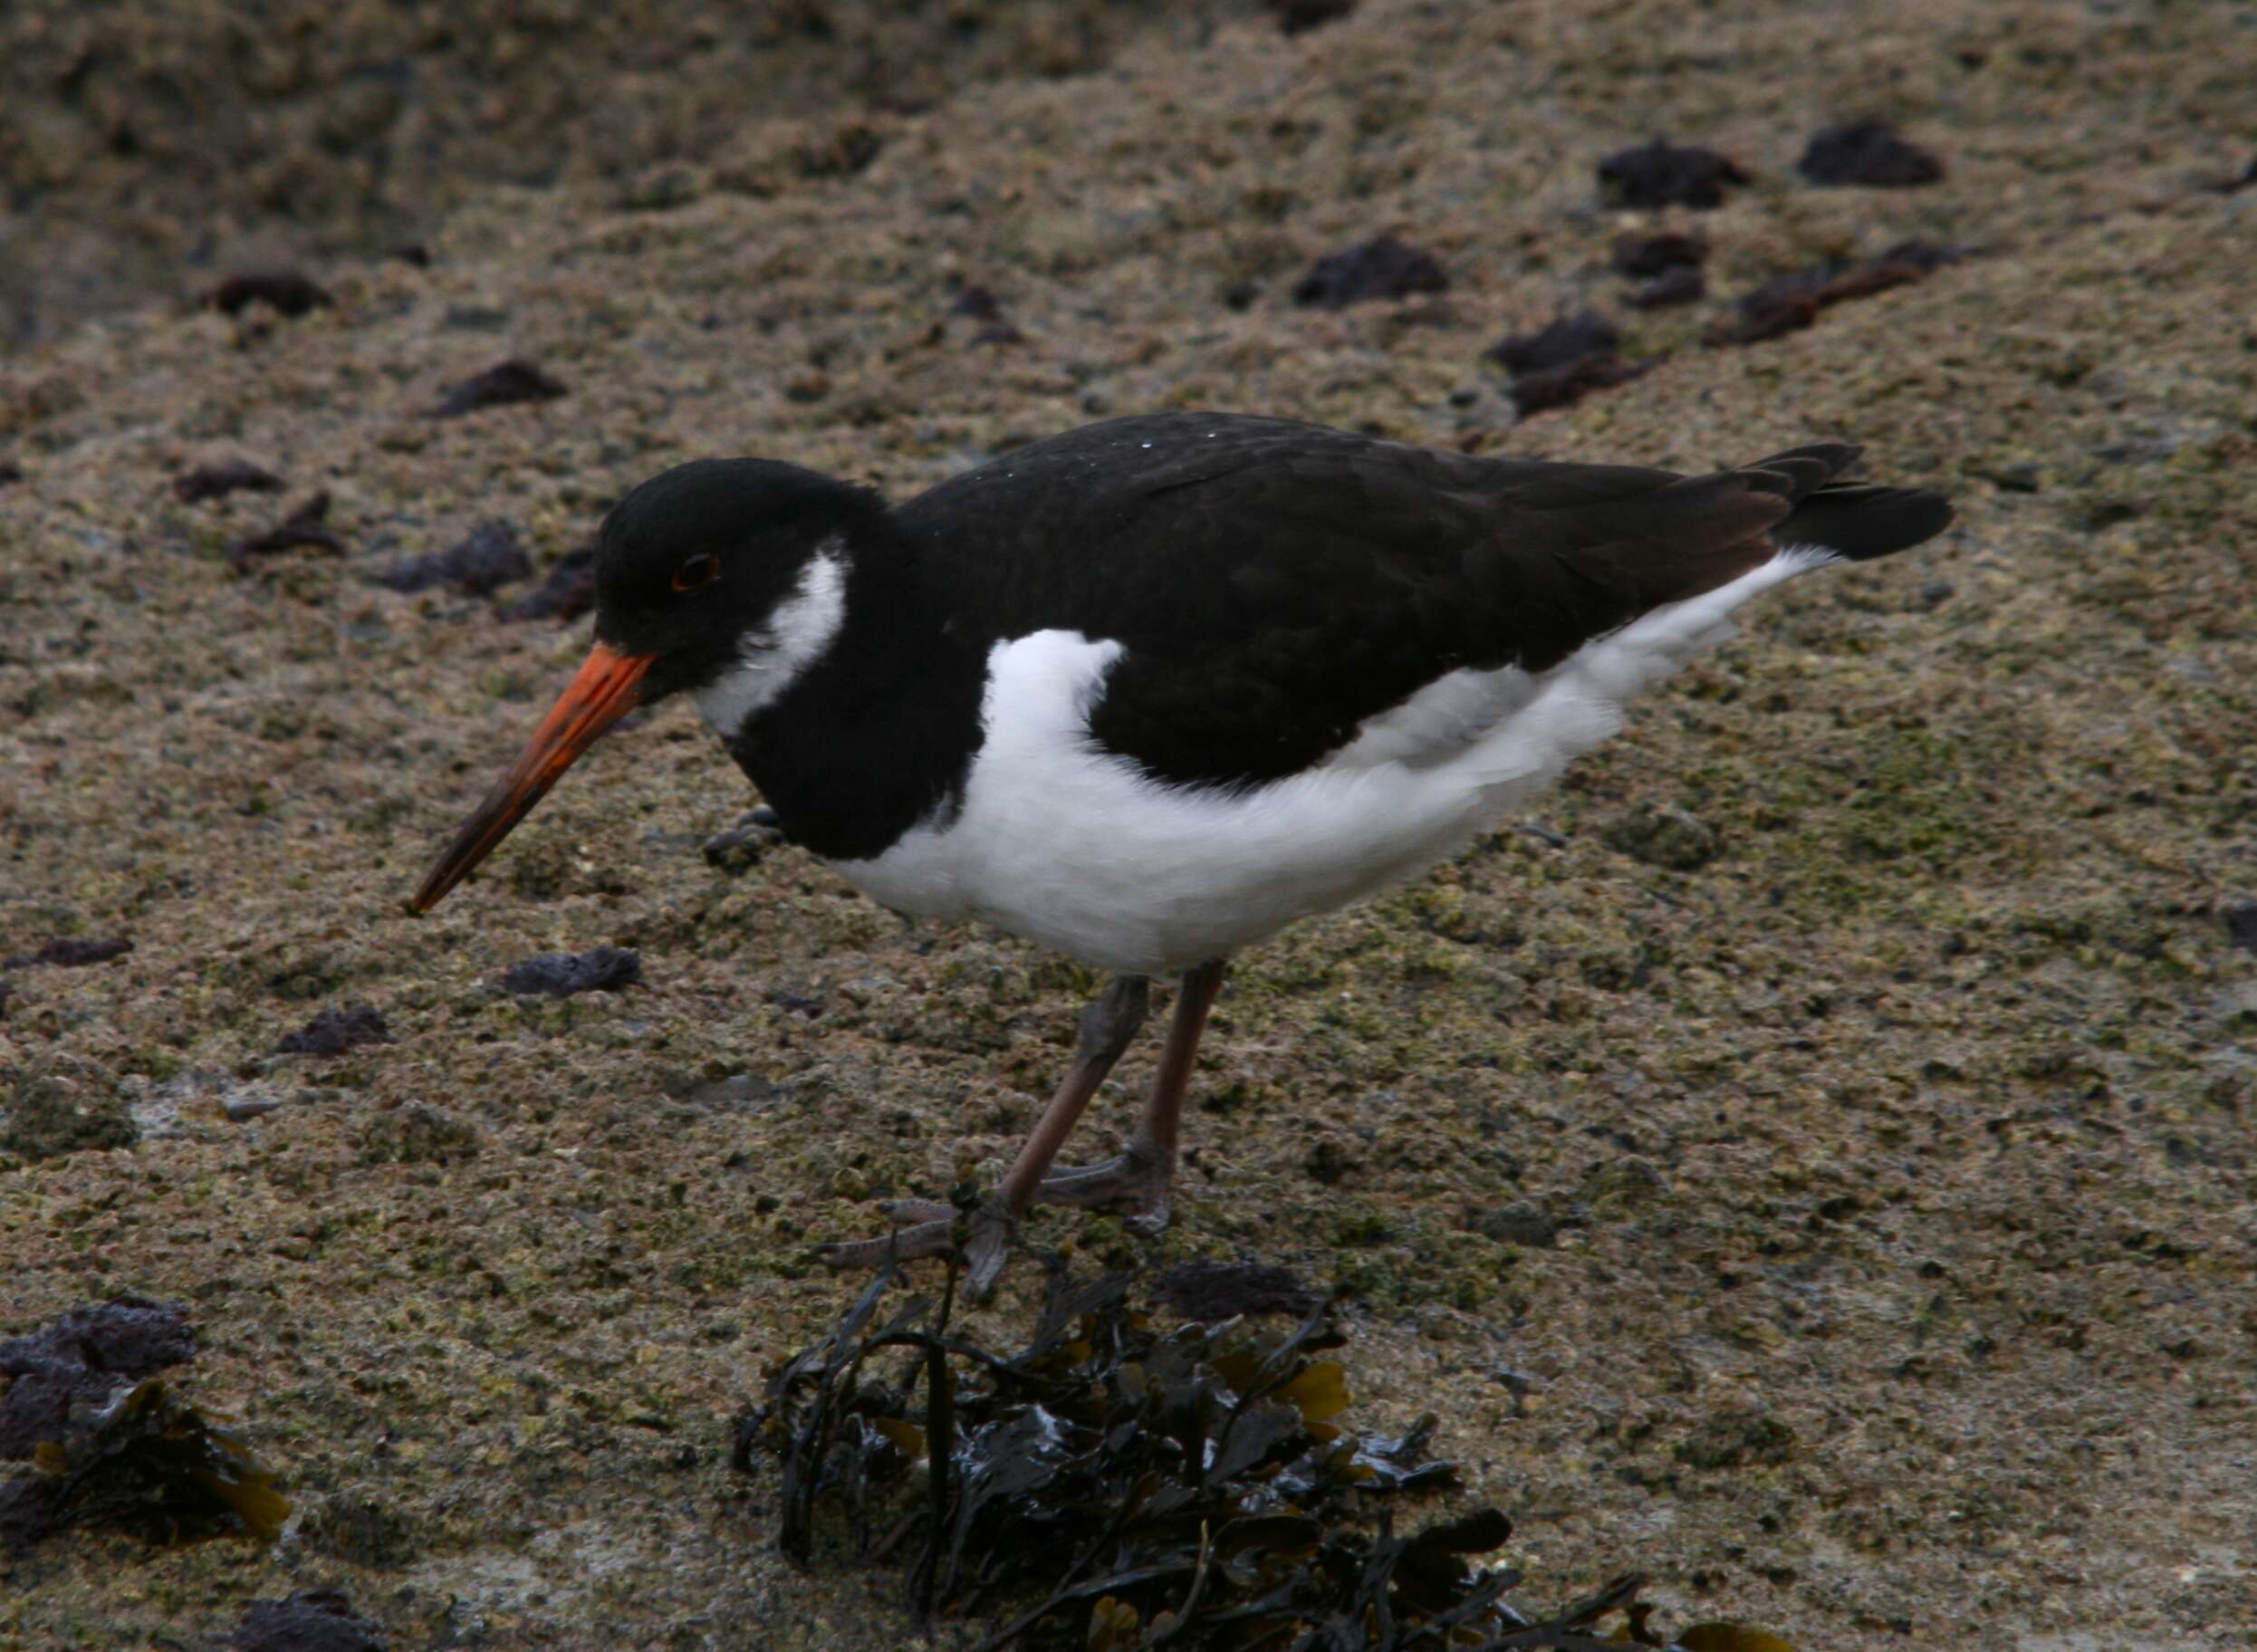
[831,546,1832,975]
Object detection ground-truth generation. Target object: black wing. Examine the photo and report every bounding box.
[894,414,1947,787]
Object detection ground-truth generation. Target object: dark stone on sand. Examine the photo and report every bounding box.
[206,271,334,318]
[0,462,24,486]
[1610,231,1706,276]
[1488,311,1619,375]
[948,284,1005,322]
[0,1298,197,1460]
[1263,0,1358,33]
[704,806,792,874]
[2223,905,2257,955]
[275,1004,391,1057]
[0,980,12,1019]
[370,523,532,596]
[230,494,343,566]
[1510,353,1649,414]
[5,936,133,969]
[502,946,643,998]
[1292,235,1448,308]
[388,243,432,268]
[500,545,598,622]
[230,1590,388,1652]
[1598,139,1749,208]
[1627,264,1705,308]
[174,461,283,504]
[1799,120,1945,187]
[1154,1258,1321,1320]
[433,359,568,418]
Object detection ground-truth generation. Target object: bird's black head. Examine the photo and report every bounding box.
[406,456,885,915]
[591,457,886,705]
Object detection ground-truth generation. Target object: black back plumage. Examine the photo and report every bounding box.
[891,414,1951,788]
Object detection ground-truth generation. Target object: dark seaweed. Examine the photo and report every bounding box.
[230,1590,388,1652]
[1597,139,1749,209]
[4,936,133,969]
[1707,243,1968,347]
[274,1004,391,1057]
[0,1378,288,1553]
[206,272,334,318]
[744,1263,1673,1649]
[1610,232,1706,278]
[1510,355,1650,415]
[1488,312,1619,376]
[1798,120,1944,187]
[501,946,643,998]
[1627,265,1705,309]
[174,461,284,504]
[230,493,343,567]
[1292,235,1448,308]
[370,523,533,596]
[501,545,599,622]
[1263,0,1358,34]
[433,359,568,418]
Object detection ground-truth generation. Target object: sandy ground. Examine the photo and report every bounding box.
[3,0,2254,1647]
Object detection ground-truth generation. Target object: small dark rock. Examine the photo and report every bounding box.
[0,461,22,486]
[388,243,432,268]
[1222,279,1263,311]
[1799,120,1945,187]
[433,359,568,418]
[0,980,12,1020]
[1627,264,1705,308]
[1154,1259,1321,1321]
[2223,905,2257,955]
[501,946,643,998]
[174,461,283,504]
[947,284,1005,322]
[274,1004,391,1057]
[1467,1200,1558,1248]
[206,271,333,318]
[767,988,824,1018]
[1610,231,1707,276]
[1986,461,2042,493]
[1488,311,1620,376]
[1292,235,1448,308]
[370,523,532,597]
[704,806,792,874]
[0,1298,197,1459]
[1509,353,1649,415]
[230,493,342,567]
[500,545,598,622]
[5,936,132,969]
[1263,0,1358,32]
[1598,139,1750,208]
[231,1590,387,1652]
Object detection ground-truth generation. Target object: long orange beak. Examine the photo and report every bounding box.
[406,642,655,914]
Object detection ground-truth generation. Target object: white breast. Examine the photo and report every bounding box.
[830,545,1837,976]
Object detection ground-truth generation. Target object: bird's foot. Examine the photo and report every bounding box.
[1035,1135,1175,1234]
[812,1196,1017,1301]
[702,806,792,876]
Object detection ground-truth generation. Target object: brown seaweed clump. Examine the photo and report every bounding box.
[742,1264,1787,1650]
[0,1301,286,1554]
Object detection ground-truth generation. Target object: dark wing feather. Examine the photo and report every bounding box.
[895,414,1945,787]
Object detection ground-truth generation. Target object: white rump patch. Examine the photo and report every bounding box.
[693,545,848,739]
[833,543,1841,976]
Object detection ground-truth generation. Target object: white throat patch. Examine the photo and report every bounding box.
[692,545,849,740]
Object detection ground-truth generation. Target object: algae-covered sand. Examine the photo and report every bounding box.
[3,1,2253,1647]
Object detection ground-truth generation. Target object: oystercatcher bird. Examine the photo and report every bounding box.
[408,413,1950,1294]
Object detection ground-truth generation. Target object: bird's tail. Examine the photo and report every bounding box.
[1743,443,1954,561]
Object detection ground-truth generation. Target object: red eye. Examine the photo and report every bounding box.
[671,552,721,591]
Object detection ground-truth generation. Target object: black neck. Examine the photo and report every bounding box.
[721,525,986,861]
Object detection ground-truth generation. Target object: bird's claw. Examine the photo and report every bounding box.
[813,1196,1017,1301]
[1034,1136,1176,1234]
